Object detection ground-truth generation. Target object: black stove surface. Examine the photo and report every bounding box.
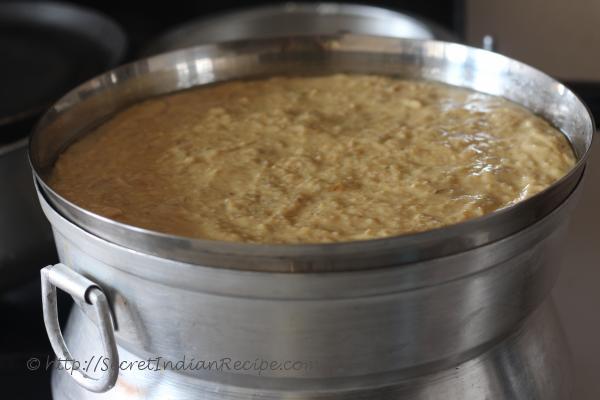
[0,278,70,399]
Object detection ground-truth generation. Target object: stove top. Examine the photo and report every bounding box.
[0,279,69,398]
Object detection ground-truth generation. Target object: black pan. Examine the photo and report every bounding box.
[0,1,127,142]
[0,2,126,290]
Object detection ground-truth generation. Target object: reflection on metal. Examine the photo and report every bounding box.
[142,3,456,56]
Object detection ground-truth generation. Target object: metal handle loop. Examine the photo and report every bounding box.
[41,263,119,393]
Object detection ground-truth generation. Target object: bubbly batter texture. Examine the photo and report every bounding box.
[50,75,576,243]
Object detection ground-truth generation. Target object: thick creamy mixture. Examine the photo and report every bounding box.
[50,75,576,243]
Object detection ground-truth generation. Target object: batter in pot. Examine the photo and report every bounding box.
[50,74,576,243]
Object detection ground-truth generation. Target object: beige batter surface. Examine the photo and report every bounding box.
[50,74,576,243]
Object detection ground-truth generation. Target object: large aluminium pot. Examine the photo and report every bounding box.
[30,35,594,399]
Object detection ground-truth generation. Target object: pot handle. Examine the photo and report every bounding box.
[41,263,119,393]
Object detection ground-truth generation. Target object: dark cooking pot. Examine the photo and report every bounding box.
[0,1,126,290]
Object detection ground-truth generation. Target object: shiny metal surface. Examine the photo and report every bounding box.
[39,178,580,398]
[41,263,119,392]
[553,137,600,399]
[30,35,594,272]
[142,3,455,56]
[0,138,55,290]
[52,298,572,399]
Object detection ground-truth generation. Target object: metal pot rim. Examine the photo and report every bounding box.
[29,34,595,272]
[142,2,456,56]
